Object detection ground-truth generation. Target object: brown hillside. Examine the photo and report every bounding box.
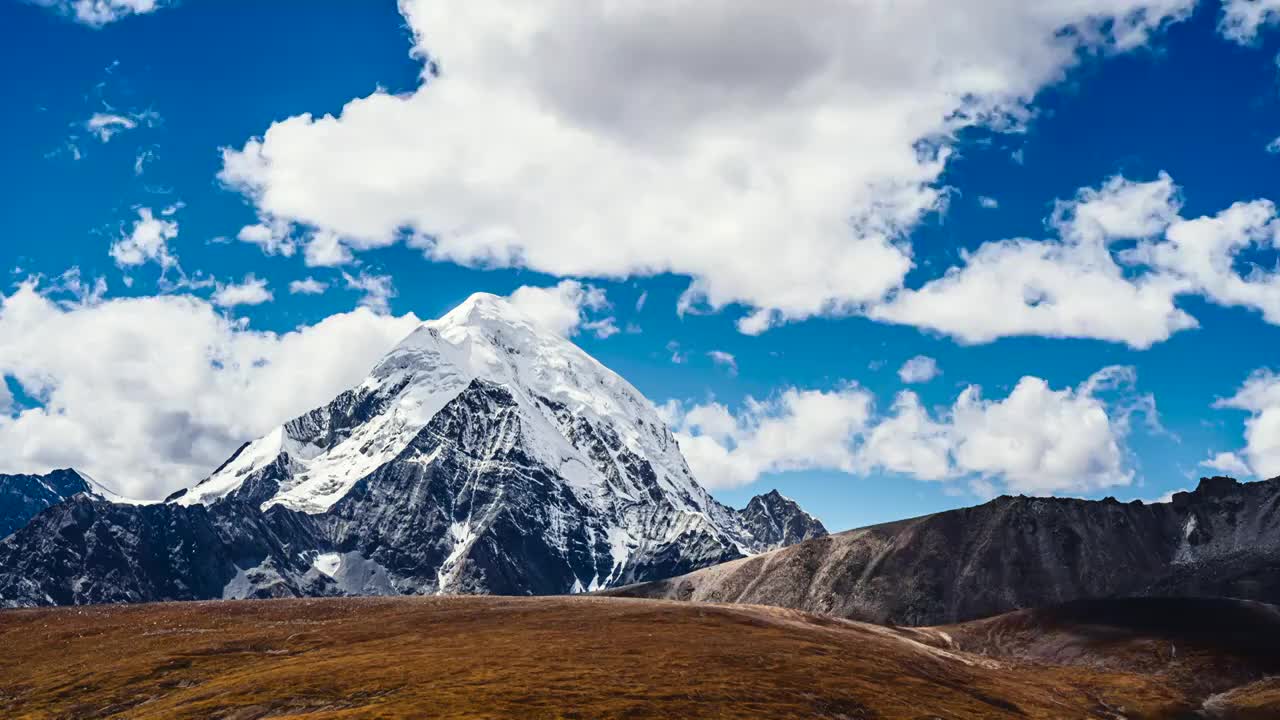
[0,596,1273,719]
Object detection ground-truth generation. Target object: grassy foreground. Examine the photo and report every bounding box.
[0,595,1271,719]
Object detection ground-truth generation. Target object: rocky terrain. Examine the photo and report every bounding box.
[1,595,1276,719]
[0,293,824,607]
[0,469,100,539]
[606,475,1280,625]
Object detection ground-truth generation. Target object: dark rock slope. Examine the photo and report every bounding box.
[736,490,827,550]
[0,469,97,539]
[0,495,333,606]
[605,476,1280,626]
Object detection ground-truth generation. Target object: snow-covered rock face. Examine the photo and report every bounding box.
[162,292,814,596]
[181,293,708,513]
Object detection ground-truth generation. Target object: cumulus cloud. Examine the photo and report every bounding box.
[669,367,1142,494]
[898,355,940,384]
[32,0,163,26]
[220,0,1193,329]
[211,275,273,308]
[1123,196,1280,323]
[0,282,421,498]
[978,196,1000,209]
[289,277,329,295]
[237,219,296,258]
[1214,369,1280,478]
[1220,0,1280,43]
[109,207,179,271]
[505,279,616,339]
[875,173,1280,348]
[1200,451,1253,478]
[341,272,397,314]
[859,391,953,480]
[303,230,354,267]
[670,386,875,490]
[946,372,1132,494]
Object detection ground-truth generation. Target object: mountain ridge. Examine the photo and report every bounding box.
[0,469,102,539]
[604,475,1280,625]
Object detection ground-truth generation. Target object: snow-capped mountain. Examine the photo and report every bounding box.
[0,292,826,606]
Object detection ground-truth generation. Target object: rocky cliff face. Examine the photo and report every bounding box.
[0,494,333,606]
[0,469,97,539]
[0,293,825,607]
[605,476,1280,626]
[736,490,827,550]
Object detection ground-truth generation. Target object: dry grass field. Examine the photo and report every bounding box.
[0,595,1274,719]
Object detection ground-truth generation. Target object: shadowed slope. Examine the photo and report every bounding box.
[605,476,1280,625]
[941,597,1280,701]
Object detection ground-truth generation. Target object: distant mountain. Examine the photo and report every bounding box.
[0,469,99,539]
[736,490,826,550]
[606,476,1280,626]
[0,293,824,607]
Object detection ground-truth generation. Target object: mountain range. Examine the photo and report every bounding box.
[2,292,1278,627]
[0,293,825,607]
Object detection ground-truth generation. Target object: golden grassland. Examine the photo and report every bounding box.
[0,595,1271,719]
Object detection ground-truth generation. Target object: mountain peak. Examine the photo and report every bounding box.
[432,292,539,335]
[739,489,827,549]
[164,288,812,596]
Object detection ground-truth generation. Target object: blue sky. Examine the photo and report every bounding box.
[3,0,1280,531]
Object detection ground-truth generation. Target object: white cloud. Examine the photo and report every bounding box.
[978,196,1000,209]
[707,350,738,375]
[212,275,273,308]
[505,279,615,338]
[45,267,108,307]
[1200,451,1253,478]
[859,391,953,480]
[875,172,1280,348]
[33,0,163,26]
[85,109,159,142]
[1267,136,1280,154]
[670,386,874,489]
[1220,0,1280,43]
[666,341,687,364]
[581,317,620,339]
[1123,197,1280,324]
[109,207,179,271]
[304,230,354,267]
[898,355,940,384]
[133,147,156,175]
[86,113,135,142]
[1215,369,1280,478]
[342,272,396,314]
[0,282,421,498]
[669,367,1140,495]
[0,381,11,416]
[289,277,329,295]
[947,371,1132,494]
[220,0,1193,329]
[237,219,296,258]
